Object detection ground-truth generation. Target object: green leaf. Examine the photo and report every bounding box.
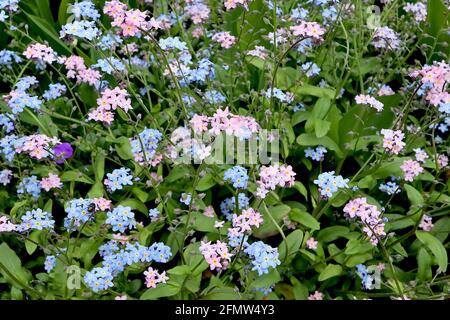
[416,231,448,273]
[417,247,432,281]
[196,173,216,191]
[23,12,71,55]
[140,283,180,300]
[250,268,281,289]
[293,181,308,200]
[289,209,320,230]
[318,264,342,281]
[253,205,291,239]
[345,239,373,255]
[297,134,344,158]
[93,151,105,182]
[87,181,104,198]
[35,0,53,22]
[25,230,41,255]
[314,119,331,138]
[60,170,95,184]
[290,277,308,300]
[0,243,32,288]
[427,0,447,36]
[58,0,71,25]
[278,230,304,262]
[404,184,424,206]
[317,226,350,243]
[312,97,331,120]
[118,199,147,215]
[295,84,335,99]
[114,137,133,161]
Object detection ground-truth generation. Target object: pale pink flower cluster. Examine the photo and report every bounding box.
[203,206,215,218]
[372,26,401,50]
[232,208,263,233]
[437,154,449,168]
[377,85,395,96]
[104,1,150,37]
[191,27,204,38]
[224,0,249,11]
[16,134,60,160]
[148,15,172,31]
[290,21,326,41]
[343,197,386,245]
[40,173,63,192]
[306,237,318,250]
[190,107,259,139]
[212,32,236,48]
[409,62,450,107]
[115,295,127,300]
[200,240,233,271]
[112,233,128,244]
[413,148,428,163]
[355,94,384,112]
[88,87,132,125]
[400,159,423,182]
[380,129,405,154]
[404,2,427,22]
[247,46,268,60]
[144,267,169,288]
[23,43,57,65]
[0,216,16,232]
[308,291,324,300]
[419,215,433,232]
[92,197,112,211]
[185,2,210,24]
[60,55,101,86]
[256,164,296,199]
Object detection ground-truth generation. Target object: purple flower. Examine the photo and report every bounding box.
[53,142,74,164]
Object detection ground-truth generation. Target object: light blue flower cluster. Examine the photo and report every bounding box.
[227,230,249,248]
[254,285,274,296]
[180,192,192,205]
[0,169,12,186]
[68,0,100,20]
[204,90,226,104]
[0,113,15,133]
[64,198,95,231]
[355,264,375,290]
[301,62,321,77]
[0,49,22,67]
[159,37,188,51]
[322,6,338,24]
[43,83,67,101]
[264,87,294,103]
[0,135,17,162]
[7,78,43,114]
[17,208,55,232]
[224,166,249,189]
[97,33,123,51]
[84,267,114,293]
[244,241,281,276]
[304,146,327,161]
[92,57,126,75]
[148,208,160,219]
[292,103,306,112]
[313,171,349,198]
[105,206,136,233]
[379,181,401,195]
[131,56,150,68]
[104,167,134,192]
[60,20,99,41]
[15,76,38,91]
[17,176,41,200]
[184,58,215,85]
[130,128,163,165]
[98,240,172,278]
[44,255,56,273]
[290,6,309,20]
[220,193,250,220]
